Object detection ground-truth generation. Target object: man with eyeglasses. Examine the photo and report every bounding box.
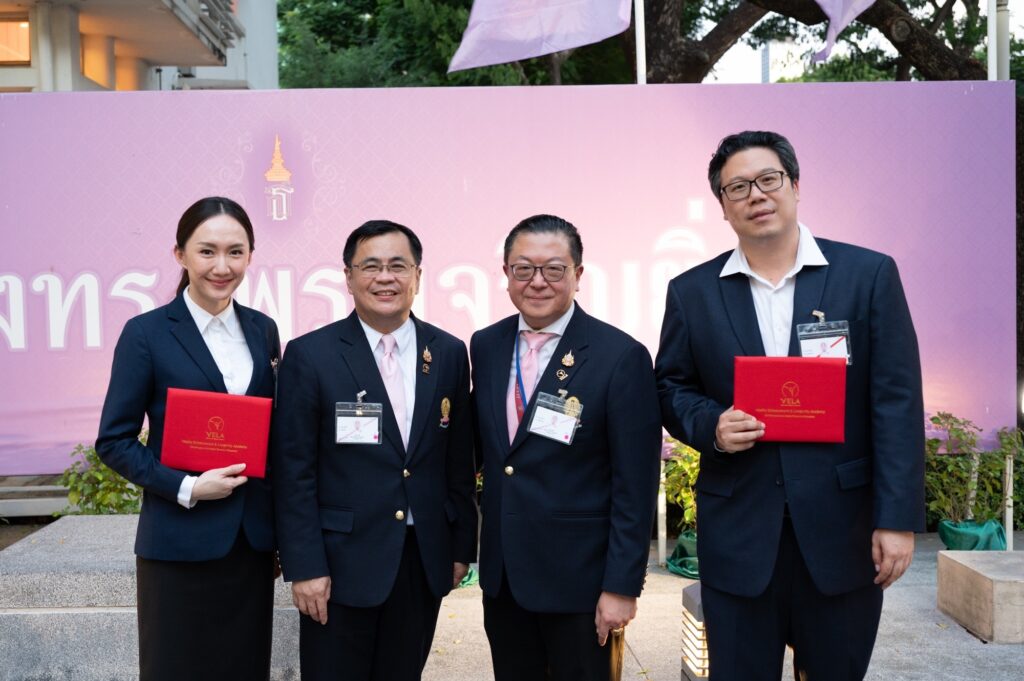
[272,220,477,681]
[655,131,924,680]
[470,214,661,680]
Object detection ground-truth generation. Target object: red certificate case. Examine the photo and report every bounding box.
[733,356,847,443]
[161,388,272,478]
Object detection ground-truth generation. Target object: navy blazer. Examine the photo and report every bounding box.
[271,312,477,608]
[471,306,662,613]
[655,237,925,598]
[96,294,280,561]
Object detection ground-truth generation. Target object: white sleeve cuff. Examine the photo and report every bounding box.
[177,475,198,509]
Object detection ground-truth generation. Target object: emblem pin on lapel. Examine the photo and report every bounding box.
[555,369,568,381]
[422,346,432,374]
[440,397,451,428]
[561,350,574,367]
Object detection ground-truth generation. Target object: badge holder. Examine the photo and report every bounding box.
[336,391,383,445]
[796,311,852,365]
[528,391,583,446]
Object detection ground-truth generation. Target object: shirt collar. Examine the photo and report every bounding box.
[359,315,416,355]
[720,223,828,285]
[182,287,242,338]
[517,301,575,336]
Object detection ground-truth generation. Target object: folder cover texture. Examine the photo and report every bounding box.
[161,388,272,477]
[733,356,846,443]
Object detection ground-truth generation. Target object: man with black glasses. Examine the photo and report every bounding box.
[470,214,661,680]
[273,220,477,681]
[655,131,925,680]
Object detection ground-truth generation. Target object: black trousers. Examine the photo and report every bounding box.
[299,527,441,681]
[136,530,274,681]
[701,516,883,681]
[483,571,611,681]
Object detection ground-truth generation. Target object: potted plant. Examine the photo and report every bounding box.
[925,413,1006,550]
[662,437,700,578]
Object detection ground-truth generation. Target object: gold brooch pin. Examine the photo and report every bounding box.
[422,346,432,363]
[422,363,430,375]
[564,396,582,418]
[440,397,451,428]
[555,369,568,381]
[561,351,575,367]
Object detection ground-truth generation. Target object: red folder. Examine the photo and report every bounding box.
[161,388,272,478]
[733,357,846,443]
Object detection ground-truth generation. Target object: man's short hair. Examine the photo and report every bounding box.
[343,220,423,267]
[708,131,801,198]
[503,214,583,266]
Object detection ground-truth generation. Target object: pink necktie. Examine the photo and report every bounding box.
[379,334,408,448]
[506,331,554,444]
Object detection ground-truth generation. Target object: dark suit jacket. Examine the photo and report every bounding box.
[471,306,662,613]
[655,237,925,598]
[96,294,280,561]
[271,312,477,608]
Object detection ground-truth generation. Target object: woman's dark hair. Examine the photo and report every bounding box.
[175,196,255,296]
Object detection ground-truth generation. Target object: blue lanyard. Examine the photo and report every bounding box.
[514,333,527,408]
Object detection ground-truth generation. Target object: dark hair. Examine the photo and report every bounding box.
[503,214,583,266]
[707,131,800,199]
[342,220,423,267]
[175,196,255,296]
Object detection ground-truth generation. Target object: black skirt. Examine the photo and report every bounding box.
[136,531,274,681]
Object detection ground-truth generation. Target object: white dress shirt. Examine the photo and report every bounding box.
[508,301,576,397]
[719,224,828,357]
[177,288,255,508]
[360,315,417,524]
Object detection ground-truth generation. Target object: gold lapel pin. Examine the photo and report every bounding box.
[561,350,575,367]
[422,363,430,375]
[555,369,568,381]
[564,396,582,418]
[422,346,432,363]
[440,397,451,428]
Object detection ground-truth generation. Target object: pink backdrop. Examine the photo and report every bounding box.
[0,82,1016,474]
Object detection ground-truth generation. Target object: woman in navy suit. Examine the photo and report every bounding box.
[96,196,280,681]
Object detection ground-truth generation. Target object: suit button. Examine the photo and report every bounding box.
[402,469,411,478]
[395,510,405,521]
[504,466,514,476]
[775,477,784,486]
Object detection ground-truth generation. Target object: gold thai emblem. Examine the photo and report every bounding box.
[561,351,575,367]
[564,396,582,418]
[440,397,451,428]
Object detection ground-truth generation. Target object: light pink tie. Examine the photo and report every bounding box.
[379,334,408,448]
[506,331,554,444]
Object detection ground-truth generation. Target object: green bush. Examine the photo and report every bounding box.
[663,438,701,532]
[58,440,141,515]
[925,422,1023,531]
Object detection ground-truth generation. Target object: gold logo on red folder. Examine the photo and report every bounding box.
[780,381,801,407]
[206,416,225,440]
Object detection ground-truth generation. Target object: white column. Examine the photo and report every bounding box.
[34,2,53,91]
[82,34,115,89]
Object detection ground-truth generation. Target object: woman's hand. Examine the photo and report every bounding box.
[190,463,248,502]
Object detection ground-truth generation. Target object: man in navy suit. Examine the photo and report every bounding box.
[272,220,477,681]
[655,131,925,680]
[471,214,661,680]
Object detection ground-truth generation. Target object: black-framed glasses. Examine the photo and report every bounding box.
[350,260,417,278]
[508,263,570,282]
[720,170,788,201]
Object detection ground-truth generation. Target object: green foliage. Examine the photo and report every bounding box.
[278,0,632,88]
[780,47,894,83]
[58,442,141,516]
[924,416,1023,530]
[662,438,701,532]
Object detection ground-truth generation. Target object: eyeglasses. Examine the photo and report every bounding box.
[350,260,417,278]
[720,170,788,201]
[508,263,570,282]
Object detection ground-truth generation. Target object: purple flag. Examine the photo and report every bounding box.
[813,0,877,62]
[448,0,632,73]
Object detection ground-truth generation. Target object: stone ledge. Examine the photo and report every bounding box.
[936,550,1024,644]
[0,515,300,680]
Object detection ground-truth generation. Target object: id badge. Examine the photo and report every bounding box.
[336,401,383,444]
[796,320,852,365]
[528,392,583,445]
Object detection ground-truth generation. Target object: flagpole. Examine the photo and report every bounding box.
[634,0,647,85]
